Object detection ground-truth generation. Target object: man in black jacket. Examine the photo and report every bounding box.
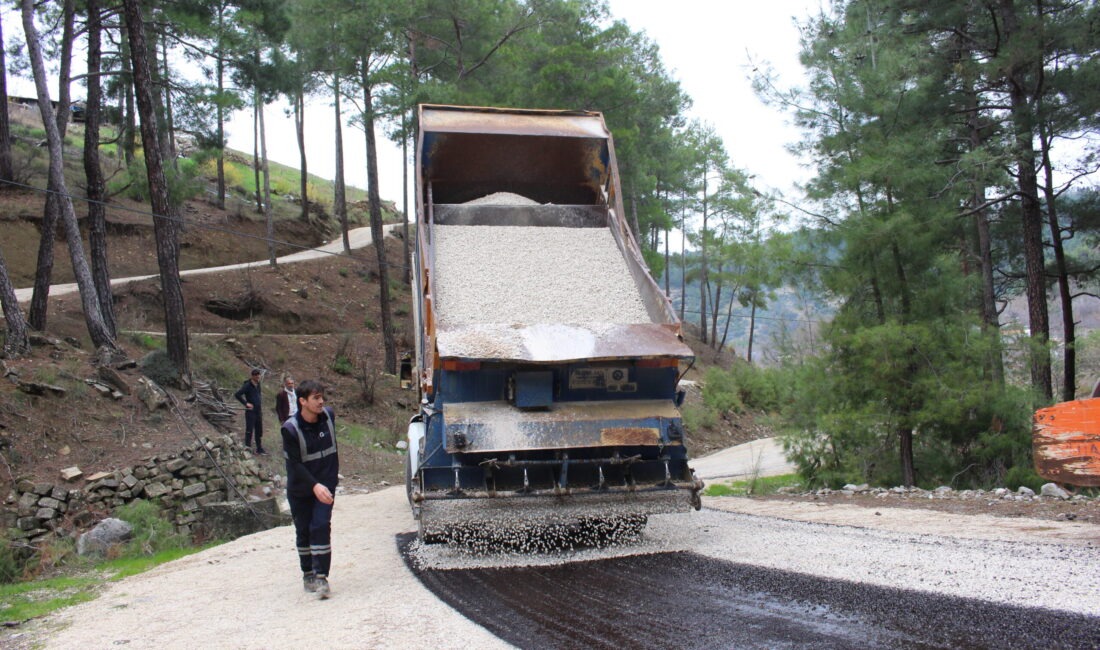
[281,379,339,599]
[233,369,266,454]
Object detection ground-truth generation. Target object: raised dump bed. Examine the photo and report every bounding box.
[407,105,701,547]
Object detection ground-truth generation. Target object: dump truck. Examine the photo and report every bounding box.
[406,104,703,547]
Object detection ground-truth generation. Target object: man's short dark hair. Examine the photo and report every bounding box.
[250,368,261,376]
[297,380,324,401]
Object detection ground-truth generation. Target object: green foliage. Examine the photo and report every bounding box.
[702,367,743,414]
[128,332,164,351]
[189,339,243,390]
[681,402,717,431]
[703,473,802,497]
[139,350,180,387]
[0,531,21,583]
[0,574,99,620]
[1003,466,1045,493]
[339,422,399,447]
[331,355,353,376]
[114,500,189,555]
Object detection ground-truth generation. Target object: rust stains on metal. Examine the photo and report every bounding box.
[600,427,659,446]
[420,104,608,139]
[1033,398,1100,487]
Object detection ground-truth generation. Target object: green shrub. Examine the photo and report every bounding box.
[0,531,21,583]
[128,331,164,350]
[1003,466,1045,492]
[139,350,179,386]
[703,367,743,414]
[332,355,353,376]
[681,403,717,431]
[114,500,189,555]
[189,339,242,389]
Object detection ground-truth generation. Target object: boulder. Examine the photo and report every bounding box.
[137,377,169,410]
[77,517,133,556]
[1040,483,1071,500]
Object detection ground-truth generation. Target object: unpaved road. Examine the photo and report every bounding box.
[13,223,403,303]
[9,486,1099,649]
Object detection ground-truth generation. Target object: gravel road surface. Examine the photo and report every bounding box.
[12,486,1098,649]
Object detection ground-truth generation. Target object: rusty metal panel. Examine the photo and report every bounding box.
[442,399,680,452]
[600,427,659,446]
[435,323,693,363]
[421,104,608,139]
[1033,398,1100,486]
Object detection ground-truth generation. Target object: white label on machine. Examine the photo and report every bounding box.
[569,367,630,390]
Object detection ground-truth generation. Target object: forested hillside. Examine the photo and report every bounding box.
[2,0,1098,494]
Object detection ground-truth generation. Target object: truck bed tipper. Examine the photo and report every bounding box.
[406,104,702,546]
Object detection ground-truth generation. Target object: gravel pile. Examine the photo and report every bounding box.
[433,225,650,325]
[463,192,540,206]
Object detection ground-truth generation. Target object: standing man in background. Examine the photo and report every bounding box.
[275,375,298,424]
[234,368,266,455]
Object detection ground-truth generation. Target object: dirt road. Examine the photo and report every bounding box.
[10,485,1098,649]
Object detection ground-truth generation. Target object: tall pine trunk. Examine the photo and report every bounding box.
[22,0,115,351]
[295,87,309,221]
[1039,126,1075,401]
[0,246,29,356]
[121,0,189,383]
[84,0,116,337]
[0,13,13,184]
[27,0,74,332]
[361,66,396,374]
[333,74,349,254]
[1000,0,1051,402]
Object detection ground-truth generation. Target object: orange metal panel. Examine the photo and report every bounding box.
[1033,398,1100,487]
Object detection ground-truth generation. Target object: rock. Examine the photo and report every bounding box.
[1017,486,1036,497]
[1040,483,1071,500]
[77,518,133,556]
[395,440,409,450]
[136,377,168,410]
[17,380,66,397]
[98,366,132,395]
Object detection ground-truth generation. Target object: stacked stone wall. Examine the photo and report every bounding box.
[1,435,273,549]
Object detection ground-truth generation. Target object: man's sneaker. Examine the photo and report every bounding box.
[314,576,330,599]
[302,572,317,592]
[256,447,268,456]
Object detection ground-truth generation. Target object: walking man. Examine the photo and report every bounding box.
[275,375,298,424]
[234,368,266,454]
[282,380,339,599]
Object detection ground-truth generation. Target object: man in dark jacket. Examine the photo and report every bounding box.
[234,369,266,454]
[275,375,297,424]
[281,379,339,599]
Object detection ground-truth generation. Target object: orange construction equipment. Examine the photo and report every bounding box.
[1033,380,1100,487]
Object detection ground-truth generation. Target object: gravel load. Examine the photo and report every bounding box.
[433,225,651,326]
[462,192,540,206]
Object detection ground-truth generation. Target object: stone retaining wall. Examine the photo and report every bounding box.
[1,435,273,549]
